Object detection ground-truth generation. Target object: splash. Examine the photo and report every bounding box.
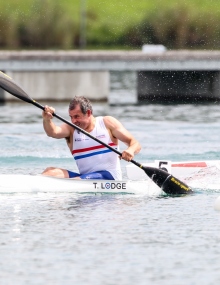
[184,165,220,191]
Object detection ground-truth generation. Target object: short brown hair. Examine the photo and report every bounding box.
[69,96,93,114]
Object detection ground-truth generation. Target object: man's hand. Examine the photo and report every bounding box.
[120,149,134,162]
[42,105,55,120]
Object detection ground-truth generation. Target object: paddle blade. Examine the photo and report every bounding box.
[142,166,193,195]
[0,71,33,104]
[161,175,193,195]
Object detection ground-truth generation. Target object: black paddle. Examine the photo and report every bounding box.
[0,71,193,195]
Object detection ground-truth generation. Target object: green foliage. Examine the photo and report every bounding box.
[1,0,220,49]
[0,0,77,49]
[121,3,220,49]
[22,0,77,48]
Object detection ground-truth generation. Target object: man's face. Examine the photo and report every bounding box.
[69,104,91,130]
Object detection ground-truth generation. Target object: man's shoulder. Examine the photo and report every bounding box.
[103,116,120,129]
[102,115,116,121]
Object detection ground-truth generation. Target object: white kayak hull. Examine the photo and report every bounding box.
[0,174,162,195]
[2,159,220,194]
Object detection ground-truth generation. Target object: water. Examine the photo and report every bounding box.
[1,94,220,284]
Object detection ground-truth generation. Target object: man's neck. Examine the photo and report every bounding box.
[85,116,96,133]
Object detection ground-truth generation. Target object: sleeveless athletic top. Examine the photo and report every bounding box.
[72,116,122,180]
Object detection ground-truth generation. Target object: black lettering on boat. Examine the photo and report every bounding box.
[100,182,127,190]
[111,183,116,189]
[101,183,105,189]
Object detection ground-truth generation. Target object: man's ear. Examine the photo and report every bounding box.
[87,110,92,117]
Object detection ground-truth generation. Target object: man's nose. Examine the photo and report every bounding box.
[71,118,77,124]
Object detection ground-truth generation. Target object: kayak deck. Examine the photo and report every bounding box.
[0,174,162,195]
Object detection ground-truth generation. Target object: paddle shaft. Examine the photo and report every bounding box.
[32,100,142,168]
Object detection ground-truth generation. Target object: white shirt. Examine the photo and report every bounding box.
[72,116,122,180]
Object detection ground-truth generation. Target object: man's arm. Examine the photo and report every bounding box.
[103,116,141,161]
[42,105,71,139]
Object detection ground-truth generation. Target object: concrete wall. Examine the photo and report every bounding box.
[2,50,220,103]
[3,71,109,102]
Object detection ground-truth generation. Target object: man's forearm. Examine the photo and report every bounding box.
[43,118,58,138]
[129,140,141,155]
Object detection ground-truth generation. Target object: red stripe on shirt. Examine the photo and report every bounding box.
[72,142,117,155]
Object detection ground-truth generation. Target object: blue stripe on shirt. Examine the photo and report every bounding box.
[74,149,113,160]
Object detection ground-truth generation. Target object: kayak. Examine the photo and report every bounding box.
[1,159,220,194]
[0,174,162,195]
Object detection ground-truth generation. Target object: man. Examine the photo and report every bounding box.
[42,96,141,180]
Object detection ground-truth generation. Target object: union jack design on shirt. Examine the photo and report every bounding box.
[72,142,117,160]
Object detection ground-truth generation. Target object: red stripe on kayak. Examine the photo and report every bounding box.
[171,162,207,167]
[72,142,117,155]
